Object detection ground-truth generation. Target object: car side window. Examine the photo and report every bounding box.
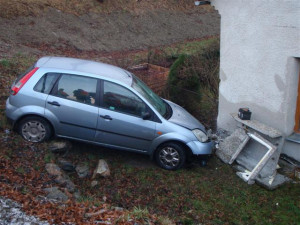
[103,81,147,117]
[34,73,60,94]
[54,74,97,105]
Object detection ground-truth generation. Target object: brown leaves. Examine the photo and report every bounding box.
[0,138,143,225]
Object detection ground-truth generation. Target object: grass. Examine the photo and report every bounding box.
[164,37,219,56]
[16,166,25,174]
[67,144,300,225]
[1,42,298,225]
[130,206,150,221]
[44,152,55,163]
[59,140,300,225]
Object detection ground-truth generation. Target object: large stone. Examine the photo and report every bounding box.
[92,159,110,179]
[54,175,67,185]
[45,163,62,177]
[236,136,282,178]
[54,175,76,193]
[73,191,81,200]
[75,163,90,178]
[255,173,291,190]
[48,141,71,153]
[43,187,68,202]
[295,169,300,180]
[58,159,75,172]
[65,180,76,193]
[91,180,99,188]
[216,128,248,163]
[113,207,124,212]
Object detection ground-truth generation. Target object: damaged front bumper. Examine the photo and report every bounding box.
[187,140,215,156]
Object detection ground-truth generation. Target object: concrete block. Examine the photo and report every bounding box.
[255,173,291,190]
[236,136,281,178]
[216,128,248,163]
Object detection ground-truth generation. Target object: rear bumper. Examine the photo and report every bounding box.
[5,98,16,126]
[186,140,214,155]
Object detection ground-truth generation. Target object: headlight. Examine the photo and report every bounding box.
[192,129,208,142]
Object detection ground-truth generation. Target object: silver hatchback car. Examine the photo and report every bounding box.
[6,57,213,170]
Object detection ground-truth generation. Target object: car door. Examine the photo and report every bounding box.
[45,73,99,141]
[95,80,156,152]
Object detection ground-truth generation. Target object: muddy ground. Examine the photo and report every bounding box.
[0,7,220,58]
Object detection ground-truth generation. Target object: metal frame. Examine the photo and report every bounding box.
[233,132,277,184]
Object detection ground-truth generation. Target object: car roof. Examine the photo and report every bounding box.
[35,56,133,86]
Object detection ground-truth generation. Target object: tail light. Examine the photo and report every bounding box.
[10,67,39,95]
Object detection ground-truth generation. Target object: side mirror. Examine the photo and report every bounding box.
[142,112,151,120]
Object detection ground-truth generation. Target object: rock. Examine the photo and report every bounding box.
[54,175,67,185]
[91,180,98,188]
[216,128,248,164]
[92,159,110,179]
[295,168,300,180]
[73,191,81,200]
[65,180,76,193]
[75,163,90,178]
[0,197,49,225]
[113,207,124,212]
[85,209,107,218]
[255,173,291,190]
[58,159,75,172]
[54,175,76,193]
[48,141,71,153]
[45,163,62,177]
[43,187,68,202]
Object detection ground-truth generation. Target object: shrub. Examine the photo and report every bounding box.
[166,40,220,129]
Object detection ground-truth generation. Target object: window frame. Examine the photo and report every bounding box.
[33,72,61,94]
[50,73,100,107]
[294,72,300,133]
[100,79,158,121]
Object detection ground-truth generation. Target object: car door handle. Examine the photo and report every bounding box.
[100,115,112,120]
[47,101,60,107]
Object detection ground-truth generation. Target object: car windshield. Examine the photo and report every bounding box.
[131,75,167,117]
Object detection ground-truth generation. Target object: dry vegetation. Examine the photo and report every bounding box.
[0,0,214,18]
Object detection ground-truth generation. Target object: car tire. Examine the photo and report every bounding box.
[18,116,52,143]
[155,143,186,170]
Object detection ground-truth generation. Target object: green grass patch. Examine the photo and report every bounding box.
[69,149,300,225]
[44,152,55,163]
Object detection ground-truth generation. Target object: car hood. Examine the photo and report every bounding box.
[166,100,206,132]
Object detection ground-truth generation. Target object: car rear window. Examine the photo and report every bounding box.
[34,73,60,94]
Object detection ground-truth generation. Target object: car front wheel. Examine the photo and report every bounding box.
[18,116,52,143]
[155,143,186,170]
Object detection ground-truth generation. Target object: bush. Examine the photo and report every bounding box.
[166,40,220,129]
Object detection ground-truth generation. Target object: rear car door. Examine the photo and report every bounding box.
[45,74,99,141]
[95,80,156,152]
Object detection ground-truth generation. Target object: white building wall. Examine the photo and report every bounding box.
[211,0,300,135]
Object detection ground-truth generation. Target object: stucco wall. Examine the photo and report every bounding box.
[211,0,300,135]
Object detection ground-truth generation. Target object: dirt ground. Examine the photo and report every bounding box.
[0,7,220,58]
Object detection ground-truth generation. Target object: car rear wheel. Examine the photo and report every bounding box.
[18,116,52,143]
[155,143,186,170]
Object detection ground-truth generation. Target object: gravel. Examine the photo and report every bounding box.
[0,197,49,225]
